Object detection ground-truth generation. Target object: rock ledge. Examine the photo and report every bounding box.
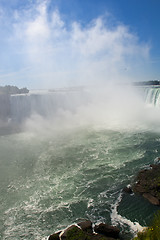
[48,221,120,240]
[133,164,160,205]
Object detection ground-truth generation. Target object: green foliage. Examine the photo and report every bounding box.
[66,227,86,240]
[133,211,160,240]
[65,226,108,240]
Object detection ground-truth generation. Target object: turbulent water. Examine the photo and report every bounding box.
[1,86,160,240]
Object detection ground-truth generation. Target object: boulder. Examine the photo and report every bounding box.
[48,222,120,240]
[123,186,133,194]
[48,231,61,240]
[60,225,86,240]
[143,193,160,205]
[133,164,160,205]
[77,220,92,233]
[94,223,120,239]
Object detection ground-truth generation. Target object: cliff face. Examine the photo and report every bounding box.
[0,93,11,121]
[0,85,29,122]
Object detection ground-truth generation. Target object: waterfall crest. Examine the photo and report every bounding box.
[144,87,160,107]
[7,86,160,130]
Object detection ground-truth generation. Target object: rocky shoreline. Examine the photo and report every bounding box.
[132,163,160,205]
[48,163,160,240]
[48,221,120,240]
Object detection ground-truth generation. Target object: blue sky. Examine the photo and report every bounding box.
[0,0,160,89]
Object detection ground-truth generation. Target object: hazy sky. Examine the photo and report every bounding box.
[0,0,159,89]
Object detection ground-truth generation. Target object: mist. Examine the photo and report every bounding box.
[19,85,160,137]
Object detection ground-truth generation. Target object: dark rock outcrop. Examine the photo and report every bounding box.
[48,231,61,240]
[48,221,120,240]
[142,193,159,205]
[94,223,120,239]
[133,164,160,205]
[77,220,92,233]
[123,186,133,194]
[60,225,83,240]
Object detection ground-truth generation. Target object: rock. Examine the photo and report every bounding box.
[143,193,160,205]
[133,164,160,205]
[48,231,61,240]
[133,183,146,193]
[60,225,86,240]
[49,222,120,240]
[123,186,133,194]
[88,234,116,240]
[77,220,92,233]
[94,223,120,239]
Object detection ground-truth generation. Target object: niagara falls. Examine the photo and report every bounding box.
[0,84,160,239]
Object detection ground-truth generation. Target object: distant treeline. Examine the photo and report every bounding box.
[133,80,160,86]
[0,85,29,95]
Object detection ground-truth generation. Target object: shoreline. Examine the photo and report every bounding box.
[48,163,160,240]
[132,163,160,206]
[48,221,120,240]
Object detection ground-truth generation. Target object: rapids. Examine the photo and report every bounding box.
[1,86,160,239]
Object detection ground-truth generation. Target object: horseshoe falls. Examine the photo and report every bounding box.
[144,87,160,107]
[1,86,160,240]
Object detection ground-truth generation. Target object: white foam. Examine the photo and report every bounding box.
[110,192,144,235]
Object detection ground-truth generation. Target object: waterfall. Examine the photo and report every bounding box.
[10,90,88,123]
[143,86,160,107]
[7,86,160,125]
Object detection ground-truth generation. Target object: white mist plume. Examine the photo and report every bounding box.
[0,0,150,88]
[22,85,160,135]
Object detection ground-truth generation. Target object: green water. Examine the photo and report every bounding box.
[0,126,160,239]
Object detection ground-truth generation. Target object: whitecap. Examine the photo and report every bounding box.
[110,191,144,236]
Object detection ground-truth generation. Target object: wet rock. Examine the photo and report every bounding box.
[48,231,61,240]
[133,183,146,193]
[94,223,120,239]
[143,193,160,205]
[123,186,133,194]
[60,225,86,240]
[49,222,120,240]
[133,164,160,205]
[77,220,92,233]
[88,234,116,240]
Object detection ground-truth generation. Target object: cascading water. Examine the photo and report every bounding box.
[143,86,160,107]
[1,86,160,240]
[10,90,88,123]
